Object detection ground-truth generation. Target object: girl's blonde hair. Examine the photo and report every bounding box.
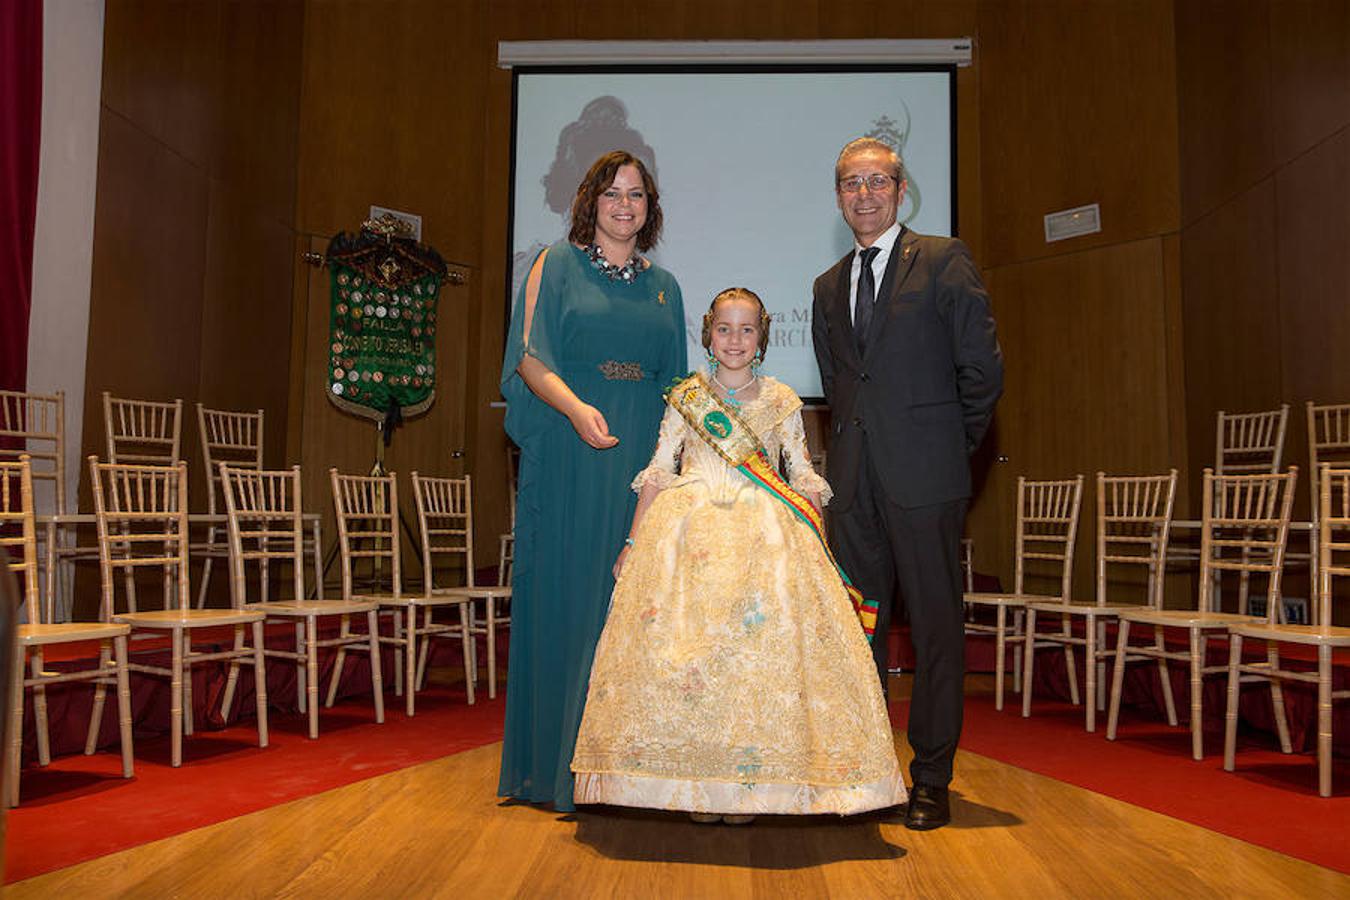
[700,287,771,359]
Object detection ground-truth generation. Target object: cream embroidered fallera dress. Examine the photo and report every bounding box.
[571,376,906,816]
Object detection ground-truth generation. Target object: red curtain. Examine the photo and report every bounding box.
[0,0,42,394]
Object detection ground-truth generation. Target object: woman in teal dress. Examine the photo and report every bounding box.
[499,150,686,811]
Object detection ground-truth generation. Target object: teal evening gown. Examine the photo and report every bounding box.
[498,240,686,811]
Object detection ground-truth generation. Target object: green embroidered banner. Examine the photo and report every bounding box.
[326,223,447,425]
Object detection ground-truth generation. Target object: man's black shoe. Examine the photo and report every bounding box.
[903,784,951,831]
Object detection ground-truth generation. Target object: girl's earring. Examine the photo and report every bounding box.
[751,350,763,373]
[706,349,719,373]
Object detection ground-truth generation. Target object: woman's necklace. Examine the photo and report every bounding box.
[584,243,641,283]
[711,370,756,408]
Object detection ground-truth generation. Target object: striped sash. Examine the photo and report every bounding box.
[666,373,877,641]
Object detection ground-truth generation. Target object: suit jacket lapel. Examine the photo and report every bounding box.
[862,226,920,361]
[833,250,861,365]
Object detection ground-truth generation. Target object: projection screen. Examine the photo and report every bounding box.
[508,65,956,400]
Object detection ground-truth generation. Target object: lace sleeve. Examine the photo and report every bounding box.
[778,408,833,506]
[632,404,686,492]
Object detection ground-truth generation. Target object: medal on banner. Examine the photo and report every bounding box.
[326,215,448,433]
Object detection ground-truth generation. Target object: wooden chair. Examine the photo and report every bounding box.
[0,390,65,517]
[1216,405,1290,476]
[4,457,133,807]
[219,464,383,739]
[1023,471,1178,732]
[0,389,83,621]
[1305,402,1350,620]
[195,404,262,608]
[197,404,324,610]
[1223,464,1350,796]
[965,475,1085,711]
[1216,405,1292,616]
[1169,405,1291,614]
[89,457,267,767]
[1107,467,1298,760]
[102,393,185,613]
[330,470,473,716]
[102,392,182,465]
[412,473,509,701]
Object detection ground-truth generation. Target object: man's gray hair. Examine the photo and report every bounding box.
[835,138,905,184]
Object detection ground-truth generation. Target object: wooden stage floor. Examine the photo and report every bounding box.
[8,677,1349,899]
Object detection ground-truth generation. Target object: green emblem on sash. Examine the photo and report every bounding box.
[702,410,733,439]
[667,374,759,466]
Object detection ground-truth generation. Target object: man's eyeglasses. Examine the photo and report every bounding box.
[837,174,899,194]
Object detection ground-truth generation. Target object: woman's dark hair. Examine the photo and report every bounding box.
[568,151,663,252]
[701,287,772,359]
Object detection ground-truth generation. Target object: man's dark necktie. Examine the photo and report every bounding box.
[853,246,881,355]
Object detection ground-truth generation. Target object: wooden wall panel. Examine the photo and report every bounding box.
[1177,0,1350,615]
[1276,129,1350,407]
[982,238,1177,600]
[81,1,305,613]
[1179,180,1282,512]
[1269,0,1350,167]
[292,0,489,574]
[1161,231,1190,515]
[100,0,225,173]
[77,108,212,616]
[198,184,297,463]
[977,0,1180,268]
[1175,0,1274,224]
[969,1,1184,597]
[88,0,304,479]
[215,1,307,227]
[1276,128,1350,522]
[82,110,209,473]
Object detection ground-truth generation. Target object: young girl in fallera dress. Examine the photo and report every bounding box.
[571,288,905,823]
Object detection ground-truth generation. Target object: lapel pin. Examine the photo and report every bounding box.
[657,290,666,305]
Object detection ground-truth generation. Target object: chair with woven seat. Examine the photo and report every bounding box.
[1107,467,1298,760]
[4,457,133,807]
[412,473,509,702]
[330,469,473,716]
[1022,471,1178,732]
[965,475,1085,711]
[219,464,383,738]
[89,457,268,767]
[1223,463,1350,796]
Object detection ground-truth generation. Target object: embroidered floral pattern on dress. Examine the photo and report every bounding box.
[572,376,903,816]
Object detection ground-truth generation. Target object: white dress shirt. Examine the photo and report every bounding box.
[847,221,903,324]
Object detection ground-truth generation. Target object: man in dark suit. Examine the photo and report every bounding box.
[812,138,1003,831]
